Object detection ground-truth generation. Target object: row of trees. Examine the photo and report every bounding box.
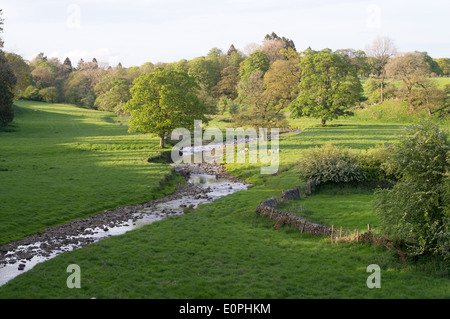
[1,25,449,129]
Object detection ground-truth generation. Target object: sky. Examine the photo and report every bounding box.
[1,0,449,67]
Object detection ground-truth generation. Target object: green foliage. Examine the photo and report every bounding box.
[22,85,42,101]
[124,69,206,147]
[187,56,222,91]
[297,143,367,185]
[94,76,131,113]
[5,52,32,98]
[0,100,178,244]
[358,144,393,181]
[363,78,396,104]
[216,96,239,115]
[239,50,270,82]
[0,51,16,126]
[39,86,59,103]
[435,58,450,76]
[289,50,362,125]
[374,120,450,259]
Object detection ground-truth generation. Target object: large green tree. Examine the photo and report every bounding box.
[0,10,16,127]
[124,69,206,148]
[289,50,362,125]
[375,121,449,259]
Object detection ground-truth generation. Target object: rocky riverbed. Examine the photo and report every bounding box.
[0,162,250,286]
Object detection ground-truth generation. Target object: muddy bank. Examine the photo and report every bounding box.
[0,163,250,286]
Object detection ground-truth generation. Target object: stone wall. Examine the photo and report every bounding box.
[255,186,332,236]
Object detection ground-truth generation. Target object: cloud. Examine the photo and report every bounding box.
[26,48,121,67]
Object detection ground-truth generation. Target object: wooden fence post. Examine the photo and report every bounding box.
[331,225,334,242]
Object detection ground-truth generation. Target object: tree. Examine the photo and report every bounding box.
[0,10,17,127]
[5,52,32,98]
[263,48,301,110]
[259,39,287,63]
[413,78,447,116]
[94,76,131,113]
[385,52,429,110]
[233,70,288,140]
[0,50,16,126]
[335,49,370,78]
[39,86,59,103]
[264,32,296,51]
[212,65,240,100]
[435,58,450,76]
[363,77,396,104]
[289,50,362,125]
[124,69,206,148]
[239,50,270,82]
[417,51,443,76]
[64,66,104,107]
[375,121,449,259]
[366,36,397,103]
[187,56,221,91]
[31,64,57,88]
[63,57,73,72]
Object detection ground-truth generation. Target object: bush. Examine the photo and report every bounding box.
[374,120,449,260]
[358,144,392,181]
[298,143,367,185]
[22,85,42,101]
[39,86,59,103]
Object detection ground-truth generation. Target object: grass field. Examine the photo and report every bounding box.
[276,184,378,232]
[0,100,449,298]
[0,101,183,245]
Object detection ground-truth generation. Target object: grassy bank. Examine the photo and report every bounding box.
[0,101,449,298]
[0,101,182,245]
[0,169,448,298]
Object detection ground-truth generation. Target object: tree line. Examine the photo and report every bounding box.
[1,10,449,129]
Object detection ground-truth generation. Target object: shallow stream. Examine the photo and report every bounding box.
[0,166,249,286]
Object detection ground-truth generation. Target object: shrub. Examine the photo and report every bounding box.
[358,144,392,181]
[298,143,366,185]
[22,85,42,101]
[374,120,449,259]
[39,86,59,103]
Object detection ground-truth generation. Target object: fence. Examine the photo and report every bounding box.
[255,183,406,262]
[255,184,372,243]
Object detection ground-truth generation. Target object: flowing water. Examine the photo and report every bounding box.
[0,167,250,286]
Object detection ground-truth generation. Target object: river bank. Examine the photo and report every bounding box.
[0,162,250,286]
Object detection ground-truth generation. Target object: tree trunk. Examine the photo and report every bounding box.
[426,97,432,116]
[380,79,384,103]
[159,136,165,149]
[321,119,326,126]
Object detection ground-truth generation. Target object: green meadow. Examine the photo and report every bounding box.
[0,101,182,245]
[0,100,449,298]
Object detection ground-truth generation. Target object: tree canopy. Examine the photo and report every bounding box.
[124,69,206,148]
[289,50,362,125]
